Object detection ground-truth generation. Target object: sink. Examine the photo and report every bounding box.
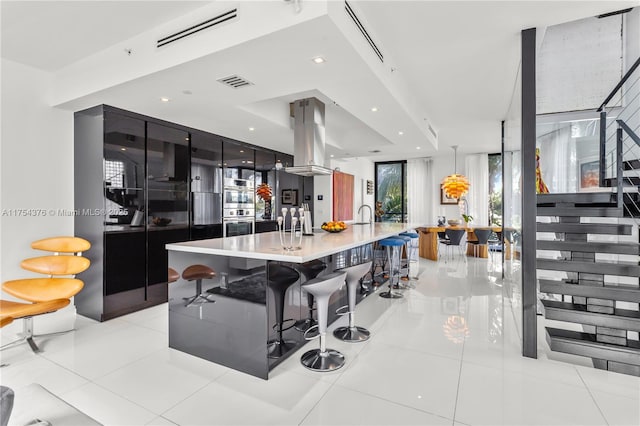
[352,222,372,225]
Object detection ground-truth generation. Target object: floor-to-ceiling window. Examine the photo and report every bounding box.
[488,153,502,226]
[375,161,407,222]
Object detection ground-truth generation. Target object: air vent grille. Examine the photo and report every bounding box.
[217,75,254,89]
[345,1,383,63]
[428,124,438,139]
[157,8,238,48]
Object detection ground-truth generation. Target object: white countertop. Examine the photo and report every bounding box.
[166,223,420,263]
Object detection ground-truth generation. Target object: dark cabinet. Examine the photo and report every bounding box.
[190,130,222,239]
[75,105,299,321]
[75,106,190,321]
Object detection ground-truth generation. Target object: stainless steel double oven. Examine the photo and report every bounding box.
[223,178,254,237]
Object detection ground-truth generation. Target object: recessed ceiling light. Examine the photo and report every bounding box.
[398,131,404,135]
[120,148,126,151]
[247,161,253,164]
[242,161,246,164]
[248,127,255,131]
[371,107,378,112]
[160,97,170,102]
[312,56,326,64]
[240,150,244,153]
[416,146,421,150]
[330,154,334,158]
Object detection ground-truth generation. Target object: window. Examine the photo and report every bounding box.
[104,159,125,188]
[375,161,407,222]
[488,153,502,225]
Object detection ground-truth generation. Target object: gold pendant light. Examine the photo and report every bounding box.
[441,145,470,201]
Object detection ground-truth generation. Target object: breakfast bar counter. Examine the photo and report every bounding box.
[165,223,417,379]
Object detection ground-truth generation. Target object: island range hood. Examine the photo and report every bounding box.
[284,97,333,176]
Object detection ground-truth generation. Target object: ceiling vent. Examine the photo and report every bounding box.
[345,1,383,63]
[217,75,254,89]
[428,124,438,139]
[157,8,238,48]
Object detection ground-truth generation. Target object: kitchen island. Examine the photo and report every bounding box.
[166,223,416,379]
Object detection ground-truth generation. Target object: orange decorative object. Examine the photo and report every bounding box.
[441,173,470,201]
[256,183,272,201]
[441,145,470,201]
[536,148,549,194]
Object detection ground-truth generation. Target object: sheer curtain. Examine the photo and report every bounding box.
[464,154,489,226]
[407,158,433,225]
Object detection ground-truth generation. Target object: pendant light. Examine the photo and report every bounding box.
[441,145,470,201]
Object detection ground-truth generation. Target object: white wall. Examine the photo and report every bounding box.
[313,157,375,226]
[1,58,76,330]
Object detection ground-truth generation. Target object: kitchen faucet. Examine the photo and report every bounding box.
[357,204,373,224]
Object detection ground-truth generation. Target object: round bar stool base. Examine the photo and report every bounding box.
[267,339,297,359]
[333,326,370,342]
[293,318,317,332]
[300,349,345,371]
[379,290,403,299]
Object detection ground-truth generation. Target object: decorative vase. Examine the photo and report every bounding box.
[263,199,272,220]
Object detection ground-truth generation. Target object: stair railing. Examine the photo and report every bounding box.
[598,56,640,214]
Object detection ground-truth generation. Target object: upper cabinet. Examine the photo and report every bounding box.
[104,112,146,190]
[223,138,255,182]
[190,130,222,194]
[147,122,189,191]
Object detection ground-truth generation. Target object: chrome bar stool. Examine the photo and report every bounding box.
[333,261,373,342]
[378,238,404,299]
[399,231,419,280]
[293,259,327,332]
[391,235,412,286]
[182,265,216,307]
[300,271,347,372]
[267,264,300,359]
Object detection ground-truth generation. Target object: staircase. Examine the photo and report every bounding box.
[536,192,640,376]
[534,55,640,376]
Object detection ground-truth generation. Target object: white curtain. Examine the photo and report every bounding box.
[407,158,433,225]
[464,154,489,226]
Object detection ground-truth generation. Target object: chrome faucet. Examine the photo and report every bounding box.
[357,204,373,224]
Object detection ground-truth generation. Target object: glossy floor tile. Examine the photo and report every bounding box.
[1,256,638,425]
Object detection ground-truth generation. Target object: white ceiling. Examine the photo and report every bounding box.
[2,0,638,160]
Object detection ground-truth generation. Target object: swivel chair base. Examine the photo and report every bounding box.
[183,294,216,307]
[333,326,370,342]
[379,289,403,299]
[300,348,345,371]
[267,339,297,359]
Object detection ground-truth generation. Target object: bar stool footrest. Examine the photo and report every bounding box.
[293,317,317,332]
[272,318,296,333]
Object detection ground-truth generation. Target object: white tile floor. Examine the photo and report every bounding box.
[2,256,639,426]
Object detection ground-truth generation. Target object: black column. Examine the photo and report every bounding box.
[521,27,537,359]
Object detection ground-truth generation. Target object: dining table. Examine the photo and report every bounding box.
[415,225,511,261]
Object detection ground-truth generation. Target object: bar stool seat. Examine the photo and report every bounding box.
[168,268,180,284]
[182,265,216,307]
[293,259,327,332]
[378,238,404,299]
[333,261,372,342]
[300,271,347,372]
[267,264,300,359]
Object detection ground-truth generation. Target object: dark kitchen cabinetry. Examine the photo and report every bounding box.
[190,130,223,240]
[75,105,300,321]
[75,106,190,321]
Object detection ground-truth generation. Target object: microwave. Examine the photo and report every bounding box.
[224,178,253,189]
